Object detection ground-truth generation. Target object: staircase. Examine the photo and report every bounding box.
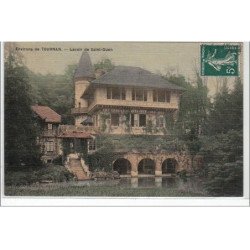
[69,158,88,181]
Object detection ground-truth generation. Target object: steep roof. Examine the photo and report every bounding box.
[74,52,95,79]
[90,66,184,90]
[32,105,61,123]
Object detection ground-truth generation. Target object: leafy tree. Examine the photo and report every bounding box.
[204,161,243,196]
[184,128,202,168]
[200,130,243,165]
[198,129,243,196]
[64,64,78,83]
[207,78,243,134]
[166,74,210,136]
[94,58,114,72]
[27,69,74,124]
[5,53,41,167]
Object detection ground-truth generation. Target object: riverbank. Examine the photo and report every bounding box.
[4,179,206,197]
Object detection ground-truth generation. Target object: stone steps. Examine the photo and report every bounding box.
[69,159,88,181]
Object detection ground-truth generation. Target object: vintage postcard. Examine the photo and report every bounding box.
[1,42,249,206]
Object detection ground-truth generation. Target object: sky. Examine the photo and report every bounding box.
[12,42,242,96]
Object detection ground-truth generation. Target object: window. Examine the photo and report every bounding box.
[166,91,171,103]
[121,88,126,100]
[153,90,157,102]
[107,87,126,100]
[153,90,171,103]
[132,89,147,101]
[131,114,135,127]
[46,141,54,152]
[88,139,96,152]
[107,88,112,99]
[143,90,147,101]
[111,113,119,126]
[48,123,52,130]
[139,114,146,127]
[158,91,165,102]
[112,88,120,99]
[136,89,143,101]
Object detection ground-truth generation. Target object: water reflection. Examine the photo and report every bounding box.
[130,178,138,188]
[155,177,162,188]
[68,176,204,194]
[128,177,178,188]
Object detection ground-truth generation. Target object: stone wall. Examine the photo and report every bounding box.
[115,151,191,177]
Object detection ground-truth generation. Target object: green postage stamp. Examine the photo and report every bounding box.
[201,44,239,76]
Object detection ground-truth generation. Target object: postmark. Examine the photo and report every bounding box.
[201,44,239,76]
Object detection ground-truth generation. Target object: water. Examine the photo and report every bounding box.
[63,177,206,194]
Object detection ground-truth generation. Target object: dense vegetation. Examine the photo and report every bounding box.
[166,74,243,196]
[5,52,41,167]
[5,165,74,186]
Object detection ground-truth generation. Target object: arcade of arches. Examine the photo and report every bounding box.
[112,152,191,176]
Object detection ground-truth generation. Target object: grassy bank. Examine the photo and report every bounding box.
[5,184,205,197]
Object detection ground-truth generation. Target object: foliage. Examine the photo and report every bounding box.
[199,130,243,164]
[85,135,122,172]
[166,74,210,136]
[64,64,78,83]
[124,112,131,132]
[197,130,243,196]
[145,119,153,134]
[206,78,243,134]
[204,161,243,196]
[5,165,74,186]
[5,53,41,167]
[94,58,114,72]
[183,128,202,167]
[28,70,74,124]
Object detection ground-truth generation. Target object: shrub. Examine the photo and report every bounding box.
[204,160,243,196]
[5,164,74,186]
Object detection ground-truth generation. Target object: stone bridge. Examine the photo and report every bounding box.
[112,151,192,177]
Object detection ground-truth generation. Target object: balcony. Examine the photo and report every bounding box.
[88,98,179,113]
[71,107,88,115]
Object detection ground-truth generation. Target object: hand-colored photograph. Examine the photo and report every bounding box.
[3,42,244,198]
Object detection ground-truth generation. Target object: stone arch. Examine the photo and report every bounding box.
[113,158,131,175]
[162,158,177,174]
[138,158,155,175]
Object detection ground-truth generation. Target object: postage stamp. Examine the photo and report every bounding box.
[201,44,239,76]
[1,42,248,206]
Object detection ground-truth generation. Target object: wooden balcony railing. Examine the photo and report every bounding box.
[71,107,88,115]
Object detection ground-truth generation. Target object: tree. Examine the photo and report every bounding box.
[5,52,41,167]
[94,58,114,72]
[207,78,243,134]
[165,73,210,136]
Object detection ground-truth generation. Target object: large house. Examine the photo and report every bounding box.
[71,52,183,136]
[68,52,191,178]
